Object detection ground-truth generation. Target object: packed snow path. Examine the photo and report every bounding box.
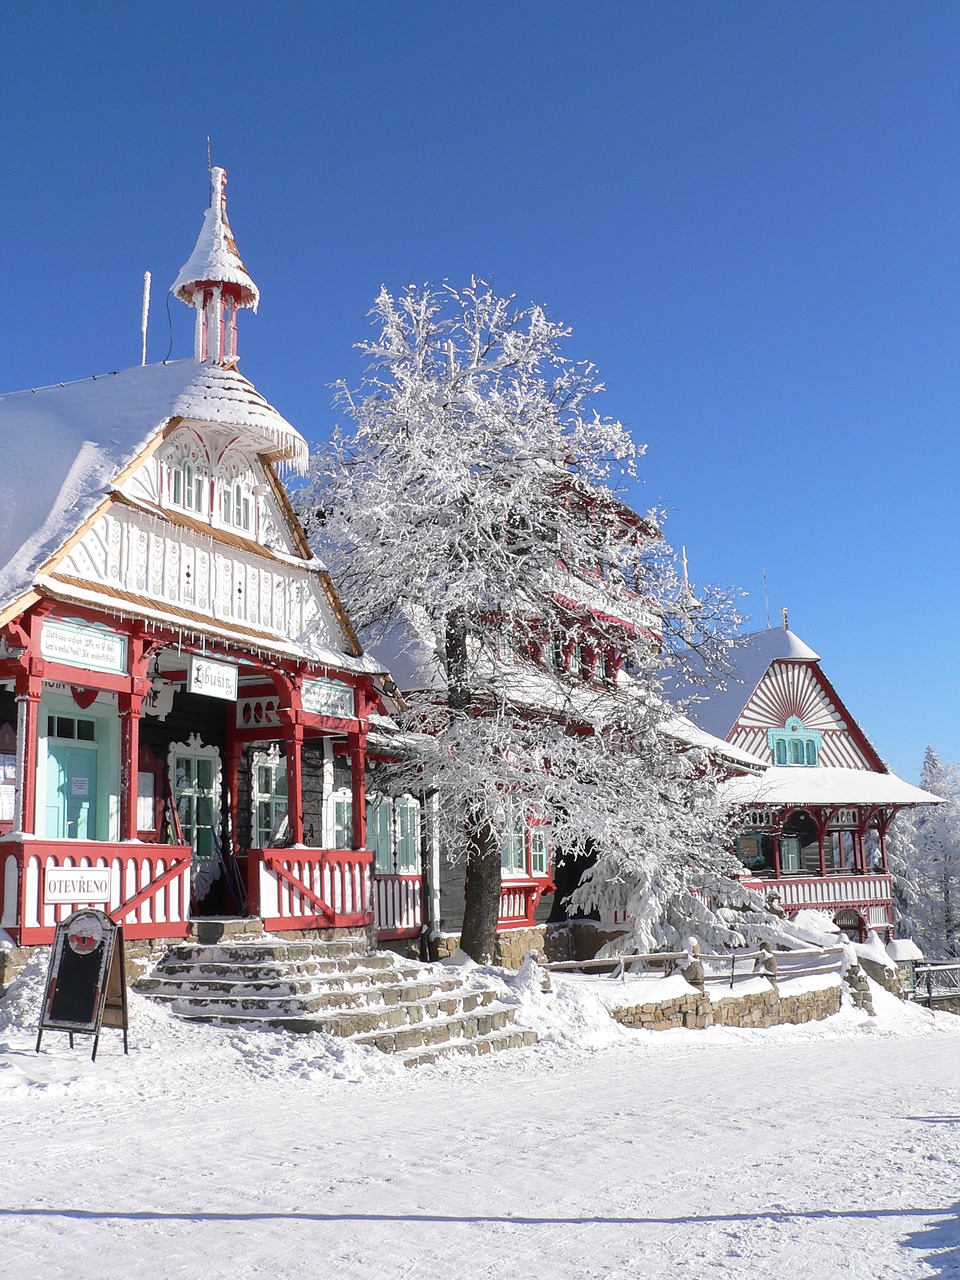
[2,969,960,1278]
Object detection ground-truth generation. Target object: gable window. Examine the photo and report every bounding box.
[171,458,205,514]
[768,716,821,767]
[222,480,252,532]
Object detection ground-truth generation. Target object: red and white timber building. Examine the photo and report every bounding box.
[364,483,764,950]
[0,169,419,947]
[679,618,939,941]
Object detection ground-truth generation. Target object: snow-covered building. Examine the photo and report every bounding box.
[678,618,939,941]
[363,484,766,959]
[0,169,390,946]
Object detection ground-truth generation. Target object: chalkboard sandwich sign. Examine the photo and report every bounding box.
[36,909,129,1061]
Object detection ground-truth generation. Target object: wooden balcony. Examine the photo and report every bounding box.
[741,871,893,921]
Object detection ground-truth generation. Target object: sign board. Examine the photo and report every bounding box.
[41,621,127,674]
[302,677,354,720]
[36,909,129,1061]
[44,866,115,905]
[187,655,238,702]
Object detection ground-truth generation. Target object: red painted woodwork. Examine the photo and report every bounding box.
[257,846,373,932]
[374,873,423,940]
[498,878,546,928]
[0,839,192,945]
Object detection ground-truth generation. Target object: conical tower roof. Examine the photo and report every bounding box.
[172,167,259,310]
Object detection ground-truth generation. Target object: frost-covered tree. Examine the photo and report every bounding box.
[300,281,768,961]
[896,747,960,958]
[886,808,922,939]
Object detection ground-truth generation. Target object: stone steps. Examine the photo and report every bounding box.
[134,931,536,1065]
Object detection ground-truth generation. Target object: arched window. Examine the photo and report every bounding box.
[222,479,252,532]
[217,451,256,535]
[164,435,208,516]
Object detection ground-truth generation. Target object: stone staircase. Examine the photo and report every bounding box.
[134,924,537,1068]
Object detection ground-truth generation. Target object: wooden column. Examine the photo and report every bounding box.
[348,732,367,851]
[118,691,143,841]
[771,833,782,879]
[13,671,42,835]
[283,719,304,846]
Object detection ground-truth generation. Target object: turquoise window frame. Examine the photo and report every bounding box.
[768,717,822,767]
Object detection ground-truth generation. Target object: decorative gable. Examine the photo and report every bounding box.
[728,660,877,770]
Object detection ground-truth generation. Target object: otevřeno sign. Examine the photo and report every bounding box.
[44,867,115,905]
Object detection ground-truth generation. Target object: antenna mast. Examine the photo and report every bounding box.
[763,567,770,629]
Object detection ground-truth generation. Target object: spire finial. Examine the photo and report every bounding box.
[782,607,789,631]
[172,165,259,365]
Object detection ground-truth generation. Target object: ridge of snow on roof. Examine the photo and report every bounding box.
[673,626,822,740]
[0,360,307,610]
[721,765,942,808]
[172,167,260,309]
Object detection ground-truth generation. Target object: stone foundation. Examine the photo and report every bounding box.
[613,981,842,1032]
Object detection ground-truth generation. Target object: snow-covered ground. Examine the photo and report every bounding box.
[3,954,960,1279]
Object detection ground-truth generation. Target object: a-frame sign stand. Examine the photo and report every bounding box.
[37,908,129,1061]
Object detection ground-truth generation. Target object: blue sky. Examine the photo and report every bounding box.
[1,1,958,780]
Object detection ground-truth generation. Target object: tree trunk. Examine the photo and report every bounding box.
[460,816,502,964]
[445,610,502,964]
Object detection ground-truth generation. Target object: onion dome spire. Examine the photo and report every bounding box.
[172,166,260,365]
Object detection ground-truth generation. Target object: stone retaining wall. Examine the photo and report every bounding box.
[613,981,841,1032]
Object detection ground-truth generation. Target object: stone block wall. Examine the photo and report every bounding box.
[613,981,841,1032]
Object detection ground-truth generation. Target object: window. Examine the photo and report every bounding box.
[530,829,549,877]
[222,480,252,532]
[501,802,526,876]
[172,458,204,513]
[251,747,288,847]
[368,794,422,874]
[47,715,96,741]
[367,795,394,874]
[779,833,803,872]
[331,788,353,849]
[173,752,217,861]
[768,717,821,767]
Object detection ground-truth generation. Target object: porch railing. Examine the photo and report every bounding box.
[255,847,373,932]
[499,878,546,929]
[374,873,423,940]
[743,873,893,911]
[0,839,193,945]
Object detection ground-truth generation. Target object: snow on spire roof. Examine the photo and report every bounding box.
[172,167,260,310]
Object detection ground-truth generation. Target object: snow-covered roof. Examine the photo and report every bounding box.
[172,167,259,309]
[663,716,766,773]
[887,938,923,962]
[0,360,307,613]
[671,626,821,740]
[365,609,765,773]
[721,765,941,809]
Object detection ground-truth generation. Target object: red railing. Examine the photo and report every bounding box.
[374,873,423,940]
[255,847,373,932]
[0,839,192,945]
[499,878,547,928]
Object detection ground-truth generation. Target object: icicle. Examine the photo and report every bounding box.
[141,272,151,366]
